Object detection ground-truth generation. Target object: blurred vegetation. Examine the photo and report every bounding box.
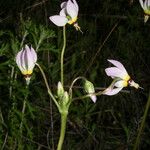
[0,0,149,149]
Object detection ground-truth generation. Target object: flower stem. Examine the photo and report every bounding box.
[69,76,87,99]
[19,85,28,131]
[133,92,150,150]
[36,63,59,109]
[60,26,66,85]
[57,111,68,150]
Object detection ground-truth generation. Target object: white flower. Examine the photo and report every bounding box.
[139,0,150,23]
[103,59,140,96]
[16,45,37,84]
[49,0,81,31]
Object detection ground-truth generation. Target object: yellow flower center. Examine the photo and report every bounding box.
[122,74,130,87]
[22,70,33,75]
[144,10,150,15]
[122,80,128,87]
[68,17,77,25]
[123,74,130,81]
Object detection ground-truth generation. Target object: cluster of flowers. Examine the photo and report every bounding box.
[16,0,144,102]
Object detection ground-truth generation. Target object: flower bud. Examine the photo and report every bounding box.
[57,81,64,98]
[84,80,97,103]
[63,91,69,105]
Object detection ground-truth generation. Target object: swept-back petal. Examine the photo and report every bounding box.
[148,0,150,7]
[105,67,127,79]
[16,49,25,72]
[30,46,37,63]
[60,8,66,17]
[103,87,123,96]
[139,0,144,9]
[145,0,150,9]
[49,15,68,26]
[66,0,78,18]
[143,0,148,9]
[72,0,79,12]
[90,95,97,103]
[24,46,35,71]
[20,49,27,71]
[107,59,127,73]
[61,1,67,8]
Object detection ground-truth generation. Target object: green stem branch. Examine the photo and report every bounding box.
[69,76,87,98]
[36,63,59,109]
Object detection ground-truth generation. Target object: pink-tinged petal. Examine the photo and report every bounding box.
[72,0,79,12]
[103,87,123,96]
[16,50,22,67]
[60,8,66,17]
[90,95,97,103]
[114,80,127,88]
[148,0,150,7]
[30,46,37,63]
[24,46,35,71]
[144,0,148,9]
[61,1,67,9]
[105,67,127,79]
[20,49,27,71]
[16,49,25,72]
[49,15,68,26]
[107,59,127,74]
[139,0,144,9]
[66,0,78,18]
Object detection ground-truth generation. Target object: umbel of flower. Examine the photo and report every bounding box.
[16,45,37,84]
[139,0,150,23]
[103,59,140,96]
[49,0,81,31]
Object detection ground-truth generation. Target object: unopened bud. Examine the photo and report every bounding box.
[63,91,69,105]
[57,81,64,98]
[84,80,97,103]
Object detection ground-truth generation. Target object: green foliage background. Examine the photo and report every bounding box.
[0,0,149,149]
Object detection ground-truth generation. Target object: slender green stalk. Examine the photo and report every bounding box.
[36,63,59,109]
[60,26,66,85]
[18,85,29,148]
[133,92,150,150]
[69,76,87,98]
[19,98,27,130]
[57,111,68,150]
[19,85,28,131]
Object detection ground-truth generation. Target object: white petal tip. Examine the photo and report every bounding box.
[90,95,97,103]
